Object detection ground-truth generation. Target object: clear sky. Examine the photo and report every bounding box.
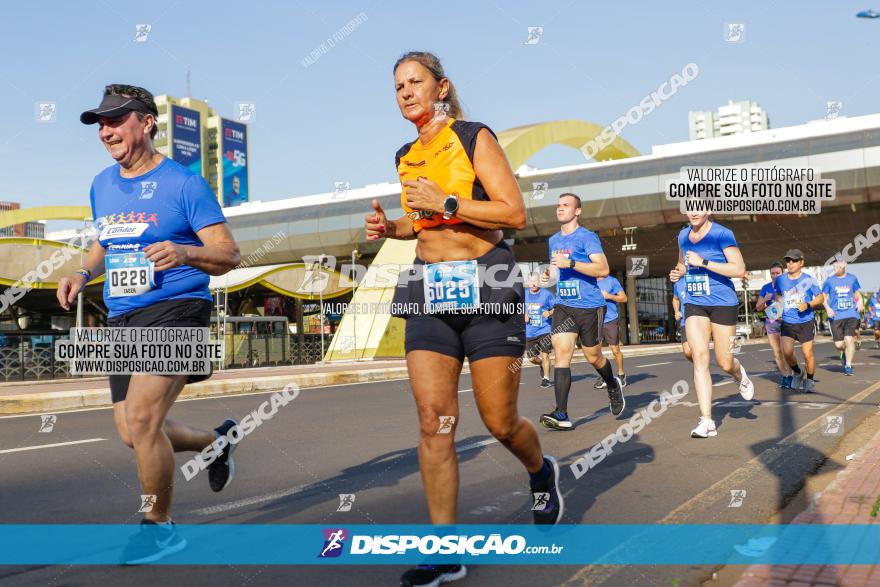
[2,0,879,285]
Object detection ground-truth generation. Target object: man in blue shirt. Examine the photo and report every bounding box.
[870,291,880,350]
[822,260,863,375]
[539,193,623,431]
[55,85,241,563]
[525,273,555,388]
[594,275,628,389]
[774,249,825,392]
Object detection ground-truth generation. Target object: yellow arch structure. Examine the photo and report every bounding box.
[0,206,91,230]
[0,237,100,289]
[496,119,640,168]
[325,119,641,361]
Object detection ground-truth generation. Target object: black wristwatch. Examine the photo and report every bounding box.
[569,258,576,269]
[702,258,710,267]
[442,195,459,220]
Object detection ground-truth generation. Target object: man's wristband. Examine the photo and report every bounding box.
[74,268,91,282]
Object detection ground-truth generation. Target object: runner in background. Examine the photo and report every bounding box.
[822,260,863,376]
[755,262,787,383]
[869,290,880,350]
[672,279,692,362]
[525,272,555,388]
[594,275,628,389]
[775,249,824,392]
[669,212,753,439]
[539,193,624,432]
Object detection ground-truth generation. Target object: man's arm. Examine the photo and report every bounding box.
[56,240,106,311]
[562,252,609,278]
[605,289,627,303]
[143,222,240,276]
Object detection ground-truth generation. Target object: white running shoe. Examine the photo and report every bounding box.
[690,417,717,438]
[738,364,754,401]
[791,372,806,391]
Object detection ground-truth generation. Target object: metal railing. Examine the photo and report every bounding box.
[0,332,71,382]
[0,332,329,381]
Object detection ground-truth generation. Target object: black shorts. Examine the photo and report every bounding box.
[780,321,815,343]
[392,242,525,362]
[685,304,738,326]
[830,318,859,342]
[526,333,553,357]
[602,319,620,346]
[107,297,214,403]
[552,304,604,347]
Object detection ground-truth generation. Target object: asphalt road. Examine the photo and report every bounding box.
[2,338,879,586]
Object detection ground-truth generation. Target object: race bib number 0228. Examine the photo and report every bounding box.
[106,252,155,298]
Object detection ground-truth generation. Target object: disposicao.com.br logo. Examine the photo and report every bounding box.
[318,529,563,557]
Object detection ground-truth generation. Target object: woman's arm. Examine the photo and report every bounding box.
[669,248,685,283]
[365,199,416,241]
[401,129,526,230]
[684,246,745,279]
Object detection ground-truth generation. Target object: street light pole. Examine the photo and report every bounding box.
[318,254,325,362]
[351,249,359,360]
[76,218,86,329]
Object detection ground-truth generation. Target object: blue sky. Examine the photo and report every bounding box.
[2,0,879,284]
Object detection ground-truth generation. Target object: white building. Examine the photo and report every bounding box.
[689,100,770,140]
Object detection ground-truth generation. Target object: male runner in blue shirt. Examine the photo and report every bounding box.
[539,193,623,431]
[774,249,824,392]
[56,85,241,563]
[525,273,555,388]
[822,259,863,375]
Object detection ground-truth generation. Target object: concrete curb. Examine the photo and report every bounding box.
[0,336,785,416]
[0,367,412,415]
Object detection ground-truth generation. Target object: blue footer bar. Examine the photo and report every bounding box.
[1,524,878,565]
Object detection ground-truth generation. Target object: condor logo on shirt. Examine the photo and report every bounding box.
[403,159,426,168]
[100,223,150,240]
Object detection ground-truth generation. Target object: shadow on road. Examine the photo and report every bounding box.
[242,434,493,523]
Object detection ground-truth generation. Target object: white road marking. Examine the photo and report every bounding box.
[190,485,307,516]
[636,361,672,368]
[0,438,105,454]
[457,438,499,452]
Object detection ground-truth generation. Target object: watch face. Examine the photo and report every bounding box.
[444,196,458,213]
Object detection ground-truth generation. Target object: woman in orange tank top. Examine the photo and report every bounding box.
[364,51,562,587]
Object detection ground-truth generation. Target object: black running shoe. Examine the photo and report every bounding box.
[539,409,572,430]
[540,378,552,388]
[593,377,606,389]
[607,377,625,417]
[530,455,564,525]
[400,564,467,586]
[121,520,187,565]
[208,418,238,492]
